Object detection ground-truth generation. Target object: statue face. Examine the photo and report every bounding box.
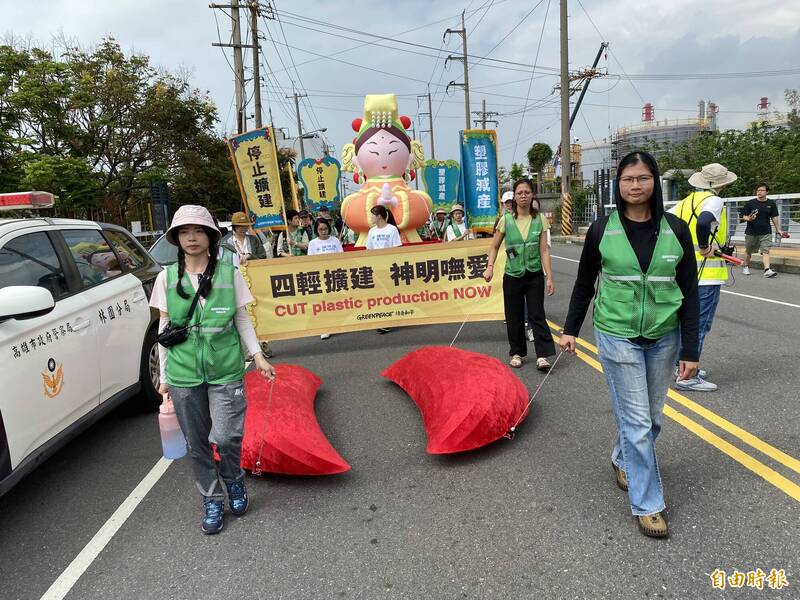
[356,129,410,179]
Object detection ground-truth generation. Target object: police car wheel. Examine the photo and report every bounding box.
[139,326,161,411]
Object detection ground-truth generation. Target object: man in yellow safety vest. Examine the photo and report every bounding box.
[669,163,737,392]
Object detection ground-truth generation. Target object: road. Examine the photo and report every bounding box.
[1,242,797,599]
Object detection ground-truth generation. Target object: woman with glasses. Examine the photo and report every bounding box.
[559,151,699,538]
[483,178,556,371]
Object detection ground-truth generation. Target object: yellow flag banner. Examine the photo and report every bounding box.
[244,240,506,340]
[227,127,285,229]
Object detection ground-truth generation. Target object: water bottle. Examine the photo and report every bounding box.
[159,400,187,459]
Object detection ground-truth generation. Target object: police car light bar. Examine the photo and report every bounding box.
[0,191,55,210]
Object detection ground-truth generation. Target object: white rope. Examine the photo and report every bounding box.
[508,349,565,434]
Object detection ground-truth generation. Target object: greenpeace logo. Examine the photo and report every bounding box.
[661,254,680,262]
[210,307,231,314]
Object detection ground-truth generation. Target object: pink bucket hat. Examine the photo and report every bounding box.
[165,205,221,246]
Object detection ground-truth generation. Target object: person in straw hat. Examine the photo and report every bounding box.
[445,204,473,241]
[227,211,267,264]
[149,204,276,534]
[428,207,448,240]
[668,162,737,392]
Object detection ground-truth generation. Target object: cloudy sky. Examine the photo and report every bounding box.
[5,0,800,178]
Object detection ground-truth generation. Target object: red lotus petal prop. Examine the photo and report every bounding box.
[240,365,350,475]
[382,346,529,454]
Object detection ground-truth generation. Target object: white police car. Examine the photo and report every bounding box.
[0,192,162,496]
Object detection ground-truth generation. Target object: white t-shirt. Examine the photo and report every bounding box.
[231,235,251,260]
[307,237,344,255]
[445,221,472,242]
[149,266,254,313]
[667,193,724,222]
[365,224,402,249]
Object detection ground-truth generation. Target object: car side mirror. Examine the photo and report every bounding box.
[0,286,56,321]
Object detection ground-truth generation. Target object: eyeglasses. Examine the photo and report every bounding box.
[619,175,654,185]
[515,190,533,196]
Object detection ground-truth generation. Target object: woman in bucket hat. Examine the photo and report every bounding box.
[445,204,473,242]
[149,204,276,534]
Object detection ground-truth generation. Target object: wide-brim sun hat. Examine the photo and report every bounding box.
[231,211,253,227]
[165,205,221,246]
[688,163,737,190]
[434,208,447,215]
[450,203,465,214]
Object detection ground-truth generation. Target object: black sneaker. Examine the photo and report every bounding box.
[201,498,225,534]
[226,481,249,516]
[376,328,392,334]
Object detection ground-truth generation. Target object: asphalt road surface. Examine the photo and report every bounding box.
[1,242,797,599]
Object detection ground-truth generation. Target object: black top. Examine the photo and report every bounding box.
[739,198,779,236]
[563,212,700,362]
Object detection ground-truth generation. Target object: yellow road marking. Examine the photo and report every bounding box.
[547,320,800,476]
[547,329,800,503]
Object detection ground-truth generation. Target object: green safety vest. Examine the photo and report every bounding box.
[674,191,728,284]
[503,213,543,277]
[219,246,236,265]
[593,211,684,339]
[165,262,243,386]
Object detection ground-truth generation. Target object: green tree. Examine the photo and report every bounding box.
[509,162,524,182]
[656,125,800,197]
[526,142,553,175]
[1,38,227,223]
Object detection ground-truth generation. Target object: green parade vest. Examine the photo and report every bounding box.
[165,262,243,386]
[503,213,543,277]
[219,246,236,266]
[593,211,684,339]
[450,222,462,239]
[674,191,728,284]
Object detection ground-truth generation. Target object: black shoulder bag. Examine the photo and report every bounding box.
[157,281,204,348]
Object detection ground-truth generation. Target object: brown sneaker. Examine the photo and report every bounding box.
[612,462,628,492]
[637,512,668,538]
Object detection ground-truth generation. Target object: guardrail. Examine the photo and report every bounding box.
[601,193,800,246]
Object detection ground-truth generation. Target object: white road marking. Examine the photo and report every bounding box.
[719,289,800,309]
[40,457,173,600]
[552,254,799,309]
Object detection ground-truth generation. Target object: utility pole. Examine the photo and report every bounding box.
[248,1,262,129]
[559,0,572,236]
[287,90,308,159]
[444,11,471,131]
[210,0,255,134]
[411,126,420,189]
[231,0,246,133]
[417,90,435,160]
[473,99,499,129]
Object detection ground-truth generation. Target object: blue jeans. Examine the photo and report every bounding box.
[596,328,680,516]
[697,284,721,360]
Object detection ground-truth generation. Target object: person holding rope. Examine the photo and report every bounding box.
[483,178,556,371]
[150,205,276,535]
[560,151,699,538]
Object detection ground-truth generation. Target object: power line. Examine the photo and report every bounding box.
[575,0,645,104]
[511,0,552,163]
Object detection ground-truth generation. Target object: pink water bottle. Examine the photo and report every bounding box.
[159,400,187,459]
